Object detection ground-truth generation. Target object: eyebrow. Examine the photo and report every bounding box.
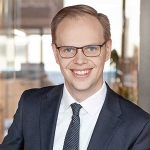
[56,43,102,47]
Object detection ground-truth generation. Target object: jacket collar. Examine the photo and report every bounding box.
[40,84,64,150]
[87,83,122,150]
[39,83,122,150]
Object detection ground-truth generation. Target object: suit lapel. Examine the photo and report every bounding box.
[87,84,122,150]
[39,83,122,149]
[39,84,63,150]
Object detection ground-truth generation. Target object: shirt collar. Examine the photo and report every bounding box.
[61,82,107,116]
[62,84,75,110]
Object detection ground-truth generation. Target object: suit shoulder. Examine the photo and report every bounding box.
[21,84,63,102]
[25,85,56,94]
[105,83,150,121]
[117,94,150,121]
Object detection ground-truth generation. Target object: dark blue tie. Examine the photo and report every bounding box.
[63,103,82,150]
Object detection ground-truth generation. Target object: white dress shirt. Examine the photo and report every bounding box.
[53,82,107,150]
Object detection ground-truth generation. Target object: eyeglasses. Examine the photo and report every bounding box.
[55,41,107,58]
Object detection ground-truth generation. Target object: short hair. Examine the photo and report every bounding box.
[51,4,111,43]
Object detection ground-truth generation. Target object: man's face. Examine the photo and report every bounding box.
[52,15,111,98]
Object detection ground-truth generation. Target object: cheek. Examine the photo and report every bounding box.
[92,56,106,70]
[58,59,71,70]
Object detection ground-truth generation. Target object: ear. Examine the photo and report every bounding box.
[51,44,60,65]
[105,39,112,62]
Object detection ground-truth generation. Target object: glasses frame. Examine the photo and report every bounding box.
[55,41,107,58]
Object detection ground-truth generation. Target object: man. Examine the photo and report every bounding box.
[0,4,150,150]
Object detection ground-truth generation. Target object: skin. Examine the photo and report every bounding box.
[52,14,112,102]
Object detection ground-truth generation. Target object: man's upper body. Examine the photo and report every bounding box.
[53,82,107,150]
[0,83,150,150]
[1,4,150,150]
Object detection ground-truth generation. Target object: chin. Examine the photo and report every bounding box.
[72,83,92,91]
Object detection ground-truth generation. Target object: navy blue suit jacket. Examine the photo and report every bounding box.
[0,83,150,150]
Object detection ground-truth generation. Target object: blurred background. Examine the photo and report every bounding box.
[0,0,150,143]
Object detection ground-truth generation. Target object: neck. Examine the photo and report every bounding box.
[65,83,103,102]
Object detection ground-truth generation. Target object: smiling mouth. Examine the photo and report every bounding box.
[73,69,91,75]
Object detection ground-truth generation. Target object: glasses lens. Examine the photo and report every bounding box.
[59,46,76,58]
[83,45,100,56]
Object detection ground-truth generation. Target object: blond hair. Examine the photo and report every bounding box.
[51,4,111,43]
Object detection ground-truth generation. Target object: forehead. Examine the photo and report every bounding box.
[56,15,104,46]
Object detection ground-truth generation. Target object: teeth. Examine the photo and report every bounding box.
[74,70,90,75]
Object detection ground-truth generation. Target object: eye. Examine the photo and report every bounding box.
[87,46,97,51]
[64,47,73,53]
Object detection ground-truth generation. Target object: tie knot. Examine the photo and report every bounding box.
[71,103,82,116]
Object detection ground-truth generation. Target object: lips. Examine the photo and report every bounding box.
[72,69,91,75]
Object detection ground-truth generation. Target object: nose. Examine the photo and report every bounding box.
[73,49,88,65]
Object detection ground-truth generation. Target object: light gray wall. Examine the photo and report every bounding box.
[138,0,150,113]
